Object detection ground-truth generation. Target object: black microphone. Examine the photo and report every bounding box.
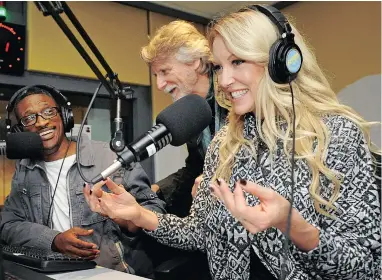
[91,94,212,184]
[0,132,44,159]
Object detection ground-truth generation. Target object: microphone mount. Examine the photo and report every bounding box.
[34,1,134,152]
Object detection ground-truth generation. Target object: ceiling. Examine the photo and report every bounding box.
[147,1,277,19]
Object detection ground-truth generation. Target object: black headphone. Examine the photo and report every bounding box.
[246,5,303,84]
[5,84,74,133]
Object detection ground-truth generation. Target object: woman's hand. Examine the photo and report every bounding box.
[210,178,320,251]
[210,179,291,234]
[84,178,142,223]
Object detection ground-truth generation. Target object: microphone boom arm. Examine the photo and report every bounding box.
[34,1,134,152]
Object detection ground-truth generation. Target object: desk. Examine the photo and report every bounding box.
[48,266,150,280]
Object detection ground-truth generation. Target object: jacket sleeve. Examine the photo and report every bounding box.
[292,117,381,279]
[0,164,61,251]
[123,162,166,214]
[144,129,224,252]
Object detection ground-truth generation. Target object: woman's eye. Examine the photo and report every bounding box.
[232,59,245,66]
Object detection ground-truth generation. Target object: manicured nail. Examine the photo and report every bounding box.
[209,185,214,193]
[239,179,247,186]
[216,178,221,186]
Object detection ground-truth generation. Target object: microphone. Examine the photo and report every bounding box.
[91,94,212,184]
[0,132,44,159]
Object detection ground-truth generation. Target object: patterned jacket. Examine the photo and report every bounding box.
[146,113,381,280]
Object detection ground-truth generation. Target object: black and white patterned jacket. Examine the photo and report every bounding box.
[146,114,381,280]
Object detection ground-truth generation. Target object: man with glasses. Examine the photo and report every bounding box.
[0,86,166,277]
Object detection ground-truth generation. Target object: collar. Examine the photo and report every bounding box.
[20,135,96,170]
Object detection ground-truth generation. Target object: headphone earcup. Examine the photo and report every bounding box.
[60,105,74,133]
[268,39,286,84]
[269,39,302,84]
[11,124,23,133]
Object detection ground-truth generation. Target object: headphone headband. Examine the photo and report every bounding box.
[244,4,303,84]
[6,84,69,114]
[5,84,74,133]
[251,5,291,35]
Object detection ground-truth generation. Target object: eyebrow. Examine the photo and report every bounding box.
[23,102,51,117]
[228,54,237,60]
[212,53,238,64]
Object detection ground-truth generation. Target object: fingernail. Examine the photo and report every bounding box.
[98,198,101,202]
[90,190,93,195]
[209,186,214,193]
[216,178,221,186]
[239,179,247,186]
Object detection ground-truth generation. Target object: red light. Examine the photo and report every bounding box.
[5,42,9,52]
[18,37,21,40]
[20,48,23,51]
[9,65,12,68]
[17,58,20,61]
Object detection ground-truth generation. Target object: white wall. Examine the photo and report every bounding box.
[154,144,188,182]
[337,75,382,148]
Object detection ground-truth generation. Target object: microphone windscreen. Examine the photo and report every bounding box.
[156,94,212,146]
[6,132,44,160]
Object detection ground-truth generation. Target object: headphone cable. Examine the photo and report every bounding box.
[46,130,73,229]
[280,80,296,280]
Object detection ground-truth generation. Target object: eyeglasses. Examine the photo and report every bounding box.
[19,107,60,127]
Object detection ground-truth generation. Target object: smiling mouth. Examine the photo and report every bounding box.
[39,129,55,140]
[230,89,249,99]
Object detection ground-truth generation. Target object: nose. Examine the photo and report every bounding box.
[219,68,234,90]
[156,76,167,91]
[34,115,49,129]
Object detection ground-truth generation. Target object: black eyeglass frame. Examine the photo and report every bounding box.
[19,106,61,127]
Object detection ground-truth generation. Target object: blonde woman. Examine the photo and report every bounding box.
[84,5,380,280]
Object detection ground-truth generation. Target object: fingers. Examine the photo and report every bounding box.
[98,197,115,219]
[72,228,95,238]
[72,238,98,250]
[84,184,100,212]
[233,183,247,216]
[210,178,236,211]
[91,180,107,198]
[66,245,99,258]
[104,177,126,195]
[70,229,98,250]
[239,180,272,200]
[194,175,203,185]
[151,184,160,193]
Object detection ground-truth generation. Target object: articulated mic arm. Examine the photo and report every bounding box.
[34,1,133,152]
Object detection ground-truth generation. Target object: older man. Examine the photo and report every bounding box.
[141,20,228,217]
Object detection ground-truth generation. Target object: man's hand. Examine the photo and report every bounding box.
[151,184,160,193]
[52,227,100,259]
[191,175,203,198]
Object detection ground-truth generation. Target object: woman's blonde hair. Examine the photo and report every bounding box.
[141,20,211,74]
[207,7,380,217]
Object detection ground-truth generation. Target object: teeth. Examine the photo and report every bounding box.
[231,90,248,99]
[164,86,177,94]
[39,129,54,136]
